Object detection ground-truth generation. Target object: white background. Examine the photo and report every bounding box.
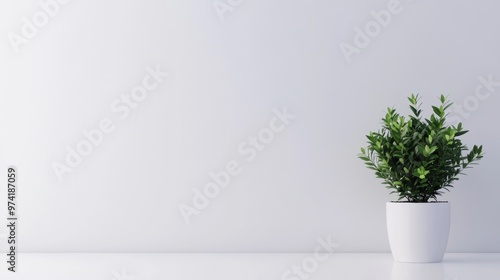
[0,0,499,253]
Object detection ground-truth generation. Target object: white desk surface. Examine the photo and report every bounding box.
[0,253,498,279]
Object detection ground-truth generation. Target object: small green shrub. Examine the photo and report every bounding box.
[359,94,483,202]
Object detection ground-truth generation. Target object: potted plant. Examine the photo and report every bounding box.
[359,94,483,262]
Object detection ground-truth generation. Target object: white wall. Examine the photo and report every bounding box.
[0,0,499,253]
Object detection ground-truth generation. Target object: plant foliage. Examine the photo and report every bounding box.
[359,94,483,202]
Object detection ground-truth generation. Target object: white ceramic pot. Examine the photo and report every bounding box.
[386,202,450,263]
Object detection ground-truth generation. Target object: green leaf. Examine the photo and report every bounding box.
[455,130,468,137]
[432,106,442,117]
